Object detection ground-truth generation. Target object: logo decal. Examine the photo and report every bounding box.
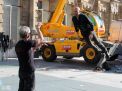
[66,30,75,35]
[62,45,71,50]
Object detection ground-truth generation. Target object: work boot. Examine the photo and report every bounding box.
[107,54,118,61]
[102,62,111,71]
[93,66,105,72]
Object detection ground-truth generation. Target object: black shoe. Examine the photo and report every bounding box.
[93,66,105,72]
[107,54,118,61]
[102,62,111,71]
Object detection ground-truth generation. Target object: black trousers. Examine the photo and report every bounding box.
[83,31,109,58]
[82,31,109,68]
[18,71,35,91]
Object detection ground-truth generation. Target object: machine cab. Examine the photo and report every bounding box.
[83,11,105,37]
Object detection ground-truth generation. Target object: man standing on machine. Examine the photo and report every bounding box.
[72,6,110,71]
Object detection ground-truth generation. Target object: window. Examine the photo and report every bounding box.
[93,14,104,28]
[37,1,42,9]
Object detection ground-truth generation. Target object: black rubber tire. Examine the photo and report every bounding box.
[102,62,111,71]
[41,45,57,62]
[34,51,39,58]
[34,49,41,58]
[82,44,101,64]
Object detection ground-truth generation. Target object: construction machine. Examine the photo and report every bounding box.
[38,0,121,63]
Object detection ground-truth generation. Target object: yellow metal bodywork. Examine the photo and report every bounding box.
[40,0,106,56]
[54,40,85,54]
[41,23,83,38]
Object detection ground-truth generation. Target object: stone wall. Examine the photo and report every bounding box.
[0,0,3,32]
[2,0,20,42]
[20,0,30,26]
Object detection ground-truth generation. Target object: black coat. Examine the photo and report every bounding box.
[72,13,93,36]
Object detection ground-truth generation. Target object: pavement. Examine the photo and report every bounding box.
[0,57,122,91]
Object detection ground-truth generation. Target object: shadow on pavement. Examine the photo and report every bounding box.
[0,57,122,74]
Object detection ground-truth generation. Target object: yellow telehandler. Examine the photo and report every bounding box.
[38,0,120,64]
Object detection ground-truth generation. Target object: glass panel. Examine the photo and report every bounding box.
[93,14,104,27]
[37,1,42,9]
[4,0,19,6]
[3,6,10,35]
[4,0,11,5]
[87,15,96,26]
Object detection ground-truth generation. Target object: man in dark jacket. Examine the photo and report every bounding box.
[15,24,45,91]
[72,7,110,71]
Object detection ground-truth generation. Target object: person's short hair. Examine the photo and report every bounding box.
[19,26,30,38]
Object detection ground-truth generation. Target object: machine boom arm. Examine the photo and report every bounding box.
[50,0,67,23]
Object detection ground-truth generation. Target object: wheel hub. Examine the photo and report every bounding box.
[86,48,95,60]
[44,48,51,58]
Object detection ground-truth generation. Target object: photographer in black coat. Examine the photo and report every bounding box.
[15,23,46,91]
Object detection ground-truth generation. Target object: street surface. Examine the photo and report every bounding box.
[0,57,122,91]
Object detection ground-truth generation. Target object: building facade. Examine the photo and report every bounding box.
[0,0,3,32]
[1,0,20,42]
[1,0,122,42]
